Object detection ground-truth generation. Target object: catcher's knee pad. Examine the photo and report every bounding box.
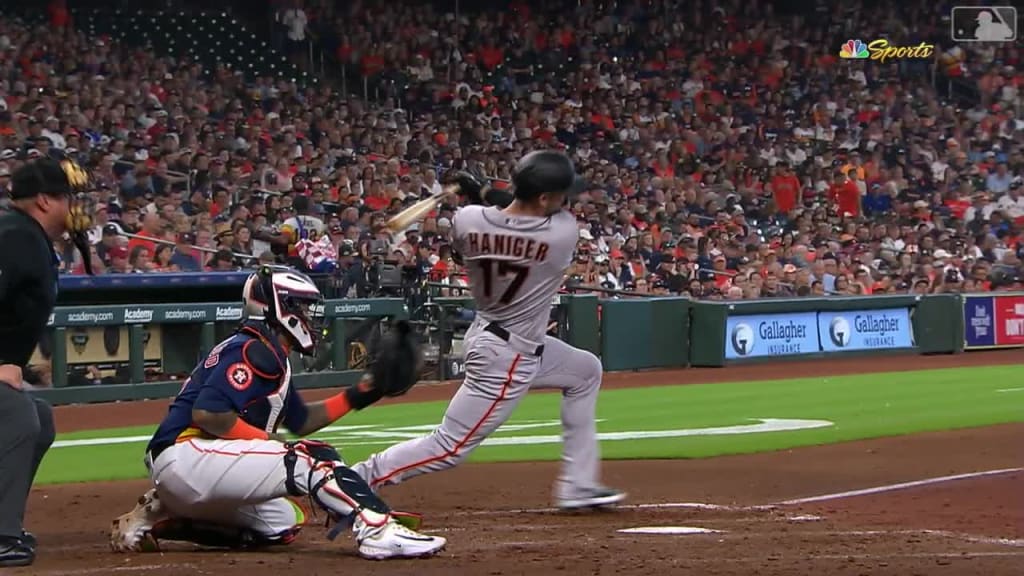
[283,440,391,537]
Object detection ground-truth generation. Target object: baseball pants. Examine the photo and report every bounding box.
[351,320,605,500]
[0,385,55,538]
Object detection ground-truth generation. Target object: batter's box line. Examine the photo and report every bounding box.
[920,529,1024,548]
[772,467,1023,506]
[693,528,1024,546]
[471,467,1022,518]
[658,551,1024,562]
[465,501,777,516]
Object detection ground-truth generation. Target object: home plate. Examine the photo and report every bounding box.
[617,526,722,535]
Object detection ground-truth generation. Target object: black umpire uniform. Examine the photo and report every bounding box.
[0,159,74,567]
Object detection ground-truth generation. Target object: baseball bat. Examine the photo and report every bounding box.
[386,184,460,232]
[117,230,260,261]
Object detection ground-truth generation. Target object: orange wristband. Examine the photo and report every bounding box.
[324,392,352,421]
[223,418,271,441]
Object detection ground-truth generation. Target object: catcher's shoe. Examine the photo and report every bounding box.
[355,517,446,560]
[556,486,627,510]
[110,489,168,552]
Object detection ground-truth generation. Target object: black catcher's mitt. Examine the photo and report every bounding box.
[369,320,421,398]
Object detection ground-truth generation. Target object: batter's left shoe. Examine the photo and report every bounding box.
[110,489,168,553]
[556,486,627,510]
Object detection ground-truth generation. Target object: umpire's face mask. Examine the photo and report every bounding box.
[65,194,97,275]
[61,158,97,275]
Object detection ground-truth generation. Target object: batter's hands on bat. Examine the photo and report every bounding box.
[444,170,487,205]
[0,364,24,390]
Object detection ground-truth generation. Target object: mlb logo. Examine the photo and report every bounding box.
[951,6,1017,42]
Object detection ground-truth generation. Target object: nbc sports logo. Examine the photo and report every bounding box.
[730,323,755,356]
[839,39,869,59]
[829,316,852,348]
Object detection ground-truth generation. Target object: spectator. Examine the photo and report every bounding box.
[0,0,1015,303]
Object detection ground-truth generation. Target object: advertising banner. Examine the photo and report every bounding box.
[962,296,996,348]
[994,295,1024,347]
[47,299,407,327]
[818,308,914,352]
[724,312,819,360]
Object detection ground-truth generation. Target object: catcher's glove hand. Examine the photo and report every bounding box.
[369,320,422,398]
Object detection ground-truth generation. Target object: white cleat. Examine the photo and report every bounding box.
[110,489,167,552]
[556,486,627,510]
[356,518,447,560]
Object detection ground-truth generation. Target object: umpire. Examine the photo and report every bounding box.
[0,157,88,567]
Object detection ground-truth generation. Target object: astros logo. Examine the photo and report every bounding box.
[839,39,869,59]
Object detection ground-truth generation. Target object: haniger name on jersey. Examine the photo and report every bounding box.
[464,232,550,262]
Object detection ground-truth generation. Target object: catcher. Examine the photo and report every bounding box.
[109,265,443,560]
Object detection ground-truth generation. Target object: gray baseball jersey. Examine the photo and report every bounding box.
[449,205,577,343]
[351,204,608,503]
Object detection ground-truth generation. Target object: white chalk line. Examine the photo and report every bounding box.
[648,551,1024,562]
[996,387,1024,393]
[627,528,1024,548]
[920,529,1024,548]
[464,501,777,516]
[465,466,1022,517]
[776,467,1024,505]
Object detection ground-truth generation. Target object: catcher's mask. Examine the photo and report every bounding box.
[243,265,325,355]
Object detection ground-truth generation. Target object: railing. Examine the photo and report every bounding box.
[112,160,191,198]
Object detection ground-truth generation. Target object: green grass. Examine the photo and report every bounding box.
[40,364,1024,484]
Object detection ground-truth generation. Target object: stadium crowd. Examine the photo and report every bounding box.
[0,0,1021,300]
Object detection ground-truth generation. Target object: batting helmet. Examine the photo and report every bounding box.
[511,150,582,201]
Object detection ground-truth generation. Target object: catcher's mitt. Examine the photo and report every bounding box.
[368,320,421,398]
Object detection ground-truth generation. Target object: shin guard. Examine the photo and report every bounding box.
[283,440,392,539]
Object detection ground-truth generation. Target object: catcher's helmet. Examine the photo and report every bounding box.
[243,265,324,355]
[511,150,582,201]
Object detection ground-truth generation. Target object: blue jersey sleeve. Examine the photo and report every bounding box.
[193,339,284,415]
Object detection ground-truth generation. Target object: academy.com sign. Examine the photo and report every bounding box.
[163,308,207,322]
[725,308,914,359]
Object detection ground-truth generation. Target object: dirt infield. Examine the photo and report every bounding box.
[24,350,1024,575]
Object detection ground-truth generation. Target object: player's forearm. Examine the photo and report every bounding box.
[193,409,270,440]
[295,376,383,436]
[294,401,337,436]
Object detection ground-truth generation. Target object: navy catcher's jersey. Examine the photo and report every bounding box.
[147,322,309,453]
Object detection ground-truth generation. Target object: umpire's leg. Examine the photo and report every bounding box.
[0,385,46,539]
[27,397,55,491]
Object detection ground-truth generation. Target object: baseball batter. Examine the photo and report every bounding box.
[352,151,625,509]
[108,266,445,560]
